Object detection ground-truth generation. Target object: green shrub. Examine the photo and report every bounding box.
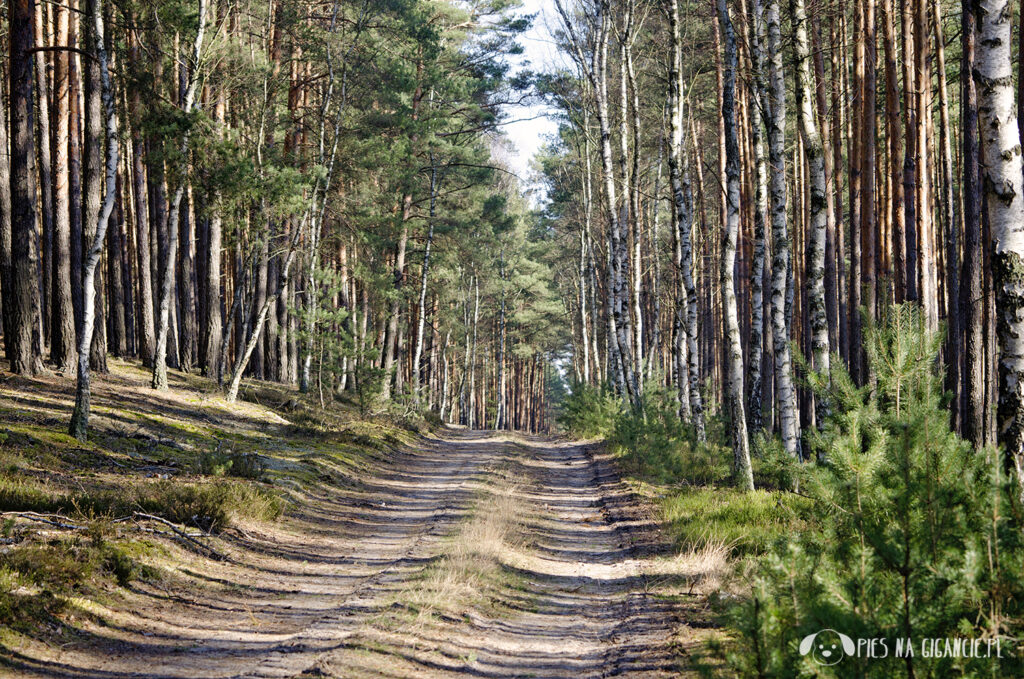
[722,304,1024,677]
[557,382,623,439]
[751,433,800,491]
[0,532,162,636]
[607,385,731,486]
[199,449,266,480]
[197,450,232,476]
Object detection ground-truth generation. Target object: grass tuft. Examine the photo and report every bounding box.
[1,474,283,532]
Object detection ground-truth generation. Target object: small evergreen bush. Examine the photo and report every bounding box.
[722,304,1024,677]
[557,382,623,438]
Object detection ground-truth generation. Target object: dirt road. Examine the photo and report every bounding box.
[6,431,711,678]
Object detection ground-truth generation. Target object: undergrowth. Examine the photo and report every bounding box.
[0,475,283,531]
[0,358,407,648]
[716,305,1024,677]
[0,527,161,638]
[561,306,1024,677]
[559,381,810,556]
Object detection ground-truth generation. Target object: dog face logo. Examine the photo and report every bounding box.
[799,629,856,665]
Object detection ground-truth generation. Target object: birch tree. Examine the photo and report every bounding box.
[152,0,209,390]
[766,0,799,456]
[791,0,830,414]
[666,0,704,438]
[974,0,1024,477]
[554,0,638,405]
[69,0,118,440]
[746,0,769,432]
[717,0,754,490]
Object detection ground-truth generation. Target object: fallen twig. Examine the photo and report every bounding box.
[0,511,85,530]
[0,510,230,562]
[125,513,231,562]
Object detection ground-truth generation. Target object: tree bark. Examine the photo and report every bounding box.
[412,160,438,404]
[716,0,754,490]
[961,0,985,447]
[69,0,118,440]
[49,0,76,372]
[860,0,877,326]
[8,0,44,375]
[974,0,1024,474]
[766,0,799,456]
[152,0,208,390]
[791,0,830,417]
[0,47,13,362]
[83,9,106,372]
[34,0,53,350]
[746,0,768,433]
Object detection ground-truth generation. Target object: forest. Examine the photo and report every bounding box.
[0,0,565,439]
[0,0,1023,675]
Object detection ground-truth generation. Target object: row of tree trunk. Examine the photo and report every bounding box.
[552,0,1024,482]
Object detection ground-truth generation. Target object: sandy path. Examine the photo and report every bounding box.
[4,431,691,678]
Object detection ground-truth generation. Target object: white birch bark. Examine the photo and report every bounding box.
[69,0,118,440]
[667,0,692,419]
[747,0,769,433]
[152,0,209,390]
[554,0,637,404]
[682,153,705,440]
[975,0,1024,477]
[766,0,800,456]
[412,159,438,404]
[717,0,754,490]
[791,0,830,417]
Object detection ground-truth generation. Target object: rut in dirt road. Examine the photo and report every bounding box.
[6,431,701,679]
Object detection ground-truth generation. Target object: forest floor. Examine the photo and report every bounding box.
[0,363,723,678]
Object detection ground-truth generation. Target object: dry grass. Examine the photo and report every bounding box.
[640,538,731,595]
[400,479,526,624]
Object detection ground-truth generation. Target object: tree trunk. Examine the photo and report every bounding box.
[667,0,691,419]
[916,0,938,332]
[881,0,905,303]
[766,0,799,455]
[176,188,197,372]
[69,0,117,440]
[106,172,127,356]
[860,0,877,326]
[69,0,83,340]
[929,0,959,431]
[791,0,830,416]
[717,0,754,490]
[49,0,76,372]
[34,0,53,351]
[961,0,985,447]
[0,48,13,362]
[746,0,768,433]
[152,0,208,390]
[974,0,1024,475]
[200,85,224,377]
[412,161,438,404]
[83,5,106,373]
[8,0,44,375]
